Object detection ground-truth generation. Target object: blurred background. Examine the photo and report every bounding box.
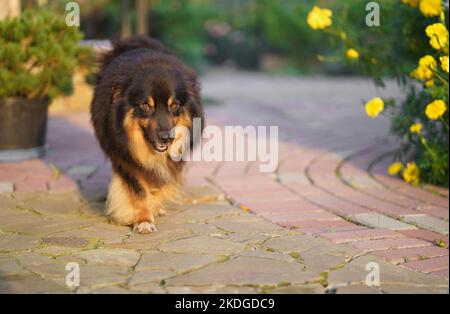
[0,0,448,187]
[3,0,421,74]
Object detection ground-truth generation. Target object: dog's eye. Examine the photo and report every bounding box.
[140,102,153,113]
[169,101,180,113]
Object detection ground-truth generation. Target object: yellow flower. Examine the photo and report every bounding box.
[307,6,333,30]
[365,97,384,118]
[388,162,404,176]
[419,55,438,69]
[410,123,423,134]
[403,162,420,186]
[346,49,359,59]
[420,0,443,17]
[425,23,449,50]
[440,56,449,73]
[425,100,447,120]
[411,55,437,80]
[425,79,435,87]
[402,0,421,7]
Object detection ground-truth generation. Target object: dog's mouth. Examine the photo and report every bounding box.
[152,143,169,153]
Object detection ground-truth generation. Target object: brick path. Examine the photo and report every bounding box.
[0,71,448,293]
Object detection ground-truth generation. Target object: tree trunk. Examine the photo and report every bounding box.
[136,0,149,35]
[0,0,21,20]
[121,0,132,38]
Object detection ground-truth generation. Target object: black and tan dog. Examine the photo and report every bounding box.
[91,36,204,234]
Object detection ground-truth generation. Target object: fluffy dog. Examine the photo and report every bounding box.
[91,36,204,234]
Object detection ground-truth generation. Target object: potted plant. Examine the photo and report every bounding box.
[0,9,93,161]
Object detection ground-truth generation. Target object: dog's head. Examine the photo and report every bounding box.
[112,65,197,155]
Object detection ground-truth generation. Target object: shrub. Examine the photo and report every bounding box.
[0,9,94,100]
[307,0,449,187]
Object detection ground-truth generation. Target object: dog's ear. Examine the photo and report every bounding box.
[111,82,123,104]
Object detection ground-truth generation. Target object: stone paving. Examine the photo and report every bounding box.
[0,71,448,293]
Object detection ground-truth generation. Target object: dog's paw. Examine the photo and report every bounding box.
[133,221,157,234]
[156,208,167,217]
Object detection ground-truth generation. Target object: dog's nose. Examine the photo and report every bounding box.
[158,131,173,144]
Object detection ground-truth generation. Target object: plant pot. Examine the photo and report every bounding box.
[0,97,50,161]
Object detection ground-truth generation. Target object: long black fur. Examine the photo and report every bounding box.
[91,35,204,197]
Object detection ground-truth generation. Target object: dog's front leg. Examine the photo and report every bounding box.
[107,171,157,234]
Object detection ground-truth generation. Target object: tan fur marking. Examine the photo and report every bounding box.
[108,108,191,228]
[148,96,155,109]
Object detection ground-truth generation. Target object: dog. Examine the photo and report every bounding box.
[91,35,204,234]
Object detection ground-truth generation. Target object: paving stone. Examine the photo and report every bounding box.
[402,256,449,273]
[0,182,14,193]
[334,284,382,294]
[16,252,59,268]
[0,255,30,278]
[136,252,221,273]
[350,213,417,230]
[2,216,98,235]
[210,215,284,233]
[264,234,358,255]
[402,215,449,235]
[278,173,310,184]
[42,236,90,248]
[17,191,83,216]
[37,246,82,257]
[165,285,258,294]
[14,179,47,192]
[169,204,240,223]
[47,176,78,192]
[166,256,315,286]
[270,284,325,294]
[127,282,166,293]
[430,269,449,279]
[269,211,341,223]
[66,165,98,177]
[240,248,300,264]
[0,207,36,226]
[74,249,140,267]
[221,232,269,244]
[77,264,130,289]
[344,176,384,189]
[179,185,226,204]
[321,229,405,244]
[0,234,40,252]
[90,286,135,294]
[22,262,68,278]
[0,275,71,293]
[372,246,449,265]
[399,229,449,247]
[350,238,431,252]
[157,236,246,255]
[53,224,128,245]
[302,226,367,235]
[380,284,448,294]
[112,225,197,250]
[128,269,175,286]
[283,219,359,231]
[0,194,18,211]
[327,254,448,288]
